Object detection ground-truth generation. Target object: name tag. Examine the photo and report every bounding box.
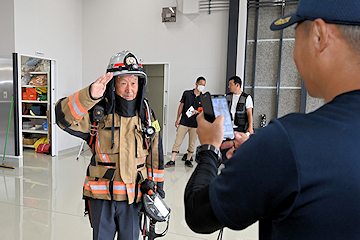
[152,120,161,132]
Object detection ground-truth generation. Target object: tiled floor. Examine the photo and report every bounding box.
[0,149,258,240]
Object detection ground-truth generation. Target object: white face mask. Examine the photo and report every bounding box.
[197,85,205,92]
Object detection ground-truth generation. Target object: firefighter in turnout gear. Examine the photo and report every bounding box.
[55,50,165,240]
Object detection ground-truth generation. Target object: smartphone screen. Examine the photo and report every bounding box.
[211,95,235,140]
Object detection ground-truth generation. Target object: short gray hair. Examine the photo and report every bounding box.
[337,24,360,54]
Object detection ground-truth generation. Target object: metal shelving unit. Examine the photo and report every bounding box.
[21,71,50,149]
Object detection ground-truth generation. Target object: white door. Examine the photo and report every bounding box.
[143,63,169,156]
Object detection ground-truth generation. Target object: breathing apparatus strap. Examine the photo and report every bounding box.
[87,123,98,152]
[150,136,154,181]
[142,100,154,180]
[135,169,146,204]
[89,123,99,137]
[111,109,115,149]
[111,89,115,149]
[88,104,105,151]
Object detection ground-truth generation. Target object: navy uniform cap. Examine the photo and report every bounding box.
[270,0,360,31]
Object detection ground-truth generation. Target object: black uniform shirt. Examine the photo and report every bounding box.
[179,89,202,128]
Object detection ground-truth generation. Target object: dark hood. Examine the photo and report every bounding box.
[103,76,147,118]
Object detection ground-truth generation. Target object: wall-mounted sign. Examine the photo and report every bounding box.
[35,51,44,57]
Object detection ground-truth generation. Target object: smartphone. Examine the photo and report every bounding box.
[201,92,235,140]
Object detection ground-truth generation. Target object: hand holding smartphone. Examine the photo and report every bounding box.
[201,92,235,140]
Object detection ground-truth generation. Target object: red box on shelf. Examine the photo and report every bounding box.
[22,88,37,100]
[27,88,37,100]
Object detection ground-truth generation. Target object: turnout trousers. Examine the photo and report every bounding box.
[88,198,142,240]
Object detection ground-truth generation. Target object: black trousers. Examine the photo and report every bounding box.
[88,199,141,240]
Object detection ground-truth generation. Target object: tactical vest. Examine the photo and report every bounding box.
[226,92,249,127]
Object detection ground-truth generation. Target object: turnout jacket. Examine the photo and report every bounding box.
[55,85,165,204]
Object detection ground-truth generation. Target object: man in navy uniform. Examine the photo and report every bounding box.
[184,0,360,239]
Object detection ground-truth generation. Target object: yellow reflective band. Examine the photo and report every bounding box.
[275,16,291,25]
[152,120,161,132]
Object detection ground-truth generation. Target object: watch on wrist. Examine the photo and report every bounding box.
[195,144,222,165]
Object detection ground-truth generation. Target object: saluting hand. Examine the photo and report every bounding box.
[90,72,113,99]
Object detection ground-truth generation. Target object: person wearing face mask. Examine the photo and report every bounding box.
[165,76,206,168]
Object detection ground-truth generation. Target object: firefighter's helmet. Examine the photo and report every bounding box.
[106,50,147,86]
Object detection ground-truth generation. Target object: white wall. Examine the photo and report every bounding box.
[82,0,229,154]
[11,0,230,155]
[14,0,83,153]
[0,0,15,58]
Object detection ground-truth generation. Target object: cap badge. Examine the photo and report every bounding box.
[275,16,291,25]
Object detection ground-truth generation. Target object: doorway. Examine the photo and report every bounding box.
[143,63,169,155]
